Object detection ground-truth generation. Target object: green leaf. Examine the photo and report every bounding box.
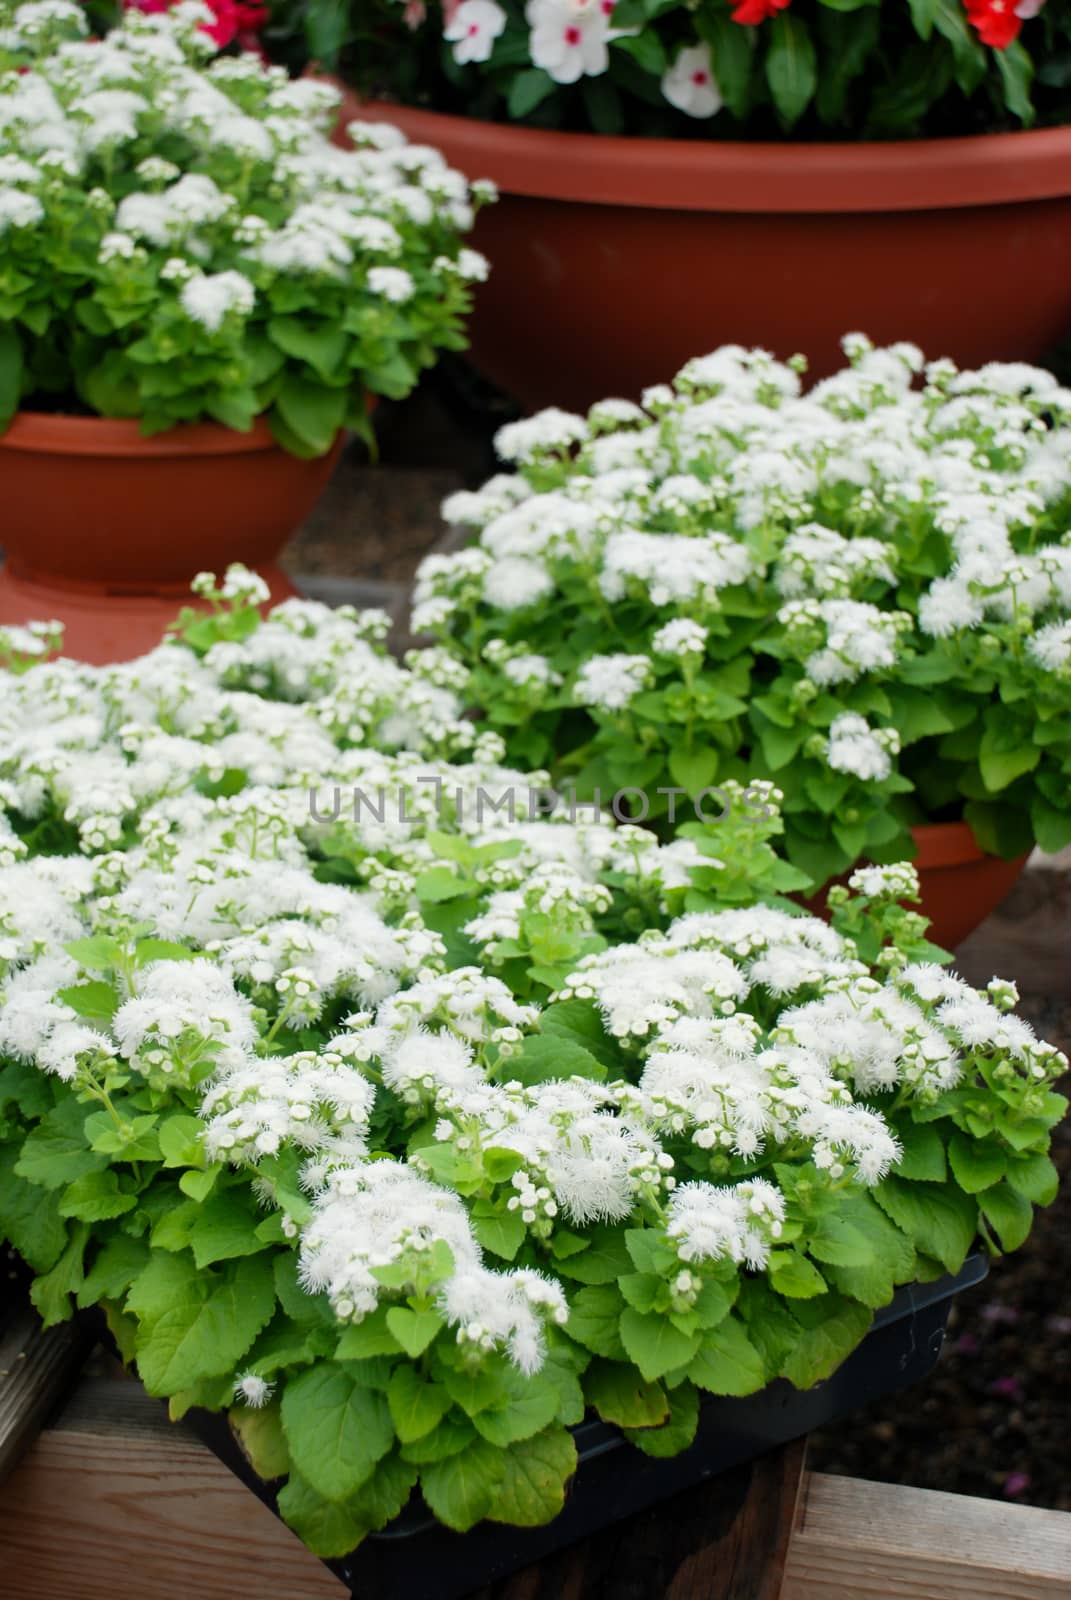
[281,1363,394,1501]
[15,1099,105,1191]
[566,1284,627,1359]
[780,1293,873,1389]
[1004,1151,1059,1206]
[0,1144,67,1272]
[63,935,123,973]
[398,1416,476,1465]
[508,68,557,119]
[134,939,195,967]
[996,38,1035,124]
[668,745,718,797]
[158,1115,208,1169]
[821,1195,917,1310]
[275,376,346,456]
[178,1165,221,1202]
[274,1252,335,1328]
[623,1379,700,1458]
[893,1120,947,1182]
[688,1315,766,1397]
[57,980,119,1026]
[77,1234,150,1309]
[303,0,350,64]
[979,1182,1033,1252]
[555,1225,632,1285]
[414,866,469,903]
[128,1254,276,1396]
[276,1470,371,1557]
[387,1365,451,1444]
[0,322,23,422]
[232,1403,290,1481]
[978,719,1039,792]
[30,1223,88,1327]
[385,1306,443,1358]
[873,1176,977,1273]
[487,1427,578,1527]
[948,1132,1006,1194]
[540,1000,624,1074]
[619,1307,701,1381]
[473,1376,562,1447]
[583,1359,669,1427]
[766,14,817,125]
[336,1307,403,1360]
[695,7,754,117]
[504,1033,607,1087]
[808,1215,877,1269]
[187,1192,269,1269]
[268,317,347,382]
[472,1206,526,1262]
[769,1249,828,1299]
[420,1437,506,1531]
[59,1169,137,1222]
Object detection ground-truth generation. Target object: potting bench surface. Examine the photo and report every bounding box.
[3,1357,1071,1600]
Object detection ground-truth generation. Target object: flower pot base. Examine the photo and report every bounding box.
[183,1258,985,1600]
[0,562,300,665]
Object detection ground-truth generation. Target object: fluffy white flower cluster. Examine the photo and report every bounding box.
[418,341,1071,681]
[822,713,902,783]
[1,590,1062,1377]
[296,1160,568,1372]
[0,3,487,383]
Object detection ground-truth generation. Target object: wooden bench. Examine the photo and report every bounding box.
[2,1306,1070,1600]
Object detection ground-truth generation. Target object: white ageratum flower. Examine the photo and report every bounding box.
[0,186,44,231]
[651,618,708,658]
[179,270,256,333]
[526,0,616,85]
[573,652,652,711]
[822,713,901,783]
[367,265,415,303]
[661,43,722,120]
[1028,619,1071,673]
[445,0,507,63]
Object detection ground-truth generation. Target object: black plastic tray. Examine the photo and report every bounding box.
[186,1254,988,1600]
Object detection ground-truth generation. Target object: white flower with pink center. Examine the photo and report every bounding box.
[661,42,722,120]
[445,0,507,64]
[526,0,617,85]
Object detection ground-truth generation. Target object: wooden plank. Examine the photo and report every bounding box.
[8,1375,1071,1600]
[783,1471,1071,1600]
[0,1379,343,1600]
[0,1299,94,1485]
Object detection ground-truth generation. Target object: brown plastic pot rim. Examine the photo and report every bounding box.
[0,413,280,458]
[352,94,1071,214]
[910,819,1012,870]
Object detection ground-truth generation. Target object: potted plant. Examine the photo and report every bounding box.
[0,585,1064,1589]
[0,0,490,661]
[269,0,1071,408]
[412,337,1071,947]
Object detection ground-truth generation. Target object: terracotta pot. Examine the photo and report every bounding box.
[0,414,343,664]
[910,821,1030,949]
[341,92,1071,410]
[802,821,1029,949]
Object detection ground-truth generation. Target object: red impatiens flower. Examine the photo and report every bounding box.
[729,0,791,24]
[962,0,1027,49]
